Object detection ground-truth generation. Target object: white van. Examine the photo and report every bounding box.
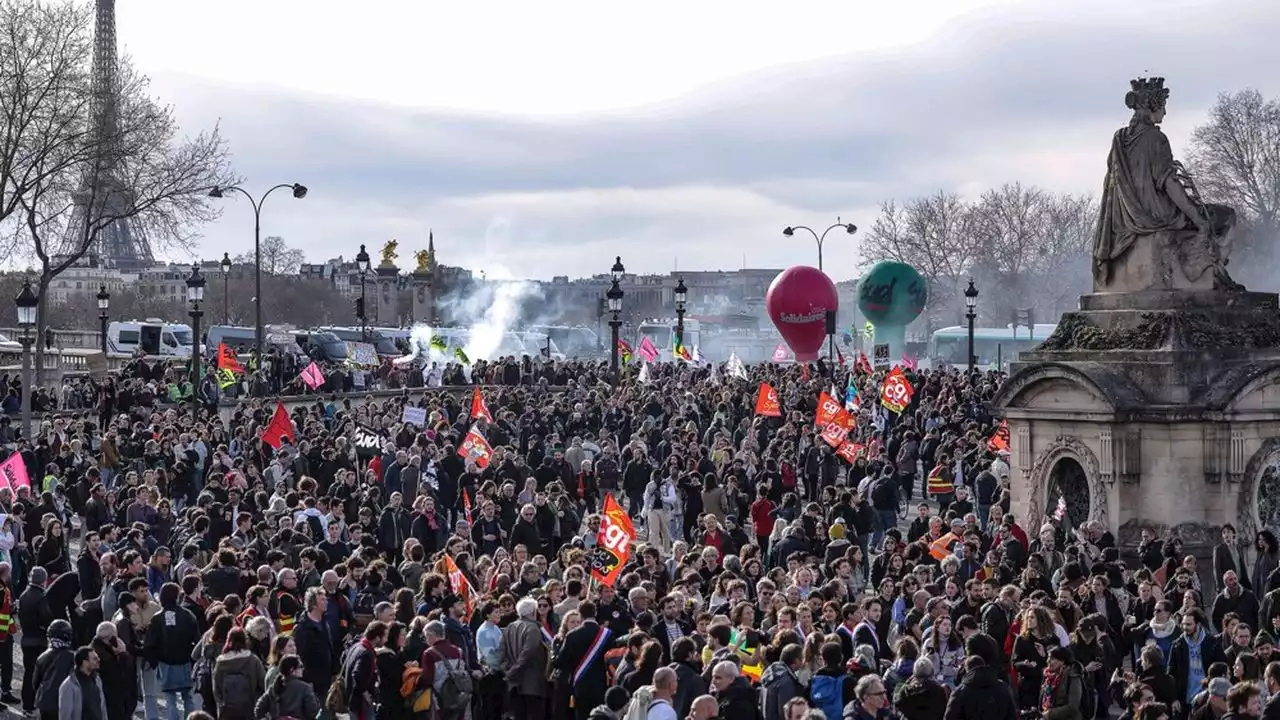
[108,319,195,358]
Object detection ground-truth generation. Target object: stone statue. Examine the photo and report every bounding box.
[380,239,399,266]
[1092,77,1241,292]
[414,249,432,273]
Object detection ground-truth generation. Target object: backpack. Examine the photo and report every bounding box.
[604,646,628,685]
[871,478,894,508]
[809,673,845,720]
[427,647,474,711]
[1074,668,1096,719]
[219,667,255,717]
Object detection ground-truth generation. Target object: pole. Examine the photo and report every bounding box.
[966,310,976,375]
[360,275,367,340]
[254,208,263,359]
[20,335,32,440]
[191,303,202,416]
[223,274,229,324]
[99,313,107,354]
[609,318,621,376]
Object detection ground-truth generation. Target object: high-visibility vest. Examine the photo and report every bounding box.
[0,587,12,642]
[929,532,959,561]
[926,465,952,495]
[275,591,297,636]
[237,605,260,627]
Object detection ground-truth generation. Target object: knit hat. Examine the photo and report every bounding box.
[1257,631,1276,647]
[828,523,846,541]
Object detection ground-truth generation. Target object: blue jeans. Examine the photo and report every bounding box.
[977,503,991,531]
[164,690,194,720]
[873,510,897,547]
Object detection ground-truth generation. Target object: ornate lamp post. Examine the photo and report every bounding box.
[355,244,371,340]
[674,276,687,354]
[186,263,206,414]
[964,279,979,374]
[15,280,37,439]
[219,252,232,323]
[96,285,110,354]
[208,182,307,357]
[782,218,857,272]
[607,256,625,376]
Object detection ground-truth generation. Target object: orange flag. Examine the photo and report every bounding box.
[834,441,865,464]
[755,383,781,417]
[443,554,473,620]
[217,343,243,373]
[458,426,493,469]
[988,419,1010,453]
[261,402,294,450]
[590,494,636,587]
[820,422,848,448]
[815,392,852,429]
[463,488,473,525]
[470,387,493,423]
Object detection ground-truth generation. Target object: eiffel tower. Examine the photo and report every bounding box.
[54,0,155,271]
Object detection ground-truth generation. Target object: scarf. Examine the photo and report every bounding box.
[1041,664,1065,714]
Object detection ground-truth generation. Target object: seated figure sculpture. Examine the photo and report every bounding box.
[1092,77,1242,292]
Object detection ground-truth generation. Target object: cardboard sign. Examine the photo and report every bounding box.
[873,343,890,370]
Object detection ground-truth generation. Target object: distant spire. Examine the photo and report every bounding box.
[428,230,435,255]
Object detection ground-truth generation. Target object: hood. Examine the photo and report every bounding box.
[760,661,796,687]
[961,665,1003,689]
[898,677,940,700]
[216,650,259,672]
[587,707,618,720]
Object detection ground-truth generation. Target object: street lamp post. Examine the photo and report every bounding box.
[674,276,687,355]
[187,263,206,415]
[219,252,232,324]
[96,285,110,354]
[607,256,625,377]
[355,244,371,340]
[964,279,979,375]
[208,182,307,357]
[15,280,37,440]
[782,217,857,273]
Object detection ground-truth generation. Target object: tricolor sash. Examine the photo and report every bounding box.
[572,625,612,686]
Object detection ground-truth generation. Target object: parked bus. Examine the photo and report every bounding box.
[931,323,1057,370]
[634,318,702,361]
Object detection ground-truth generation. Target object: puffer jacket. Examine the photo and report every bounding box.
[32,644,76,714]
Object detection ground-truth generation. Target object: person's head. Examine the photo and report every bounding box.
[516,597,538,620]
[1226,678,1262,717]
[1181,608,1207,639]
[74,645,99,674]
[652,666,677,699]
[1207,677,1232,713]
[689,695,718,720]
[710,660,739,693]
[854,674,888,712]
[424,620,445,643]
[1134,703,1170,720]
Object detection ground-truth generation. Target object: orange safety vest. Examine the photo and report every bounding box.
[929,532,959,561]
[275,591,297,636]
[0,587,11,642]
[926,465,952,495]
[237,605,261,627]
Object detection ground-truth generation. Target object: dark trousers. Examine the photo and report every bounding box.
[512,692,547,720]
[21,645,42,710]
[0,639,12,693]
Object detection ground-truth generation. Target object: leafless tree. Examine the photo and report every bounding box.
[1187,89,1280,234]
[859,191,977,332]
[0,0,237,380]
[233,235,305,276]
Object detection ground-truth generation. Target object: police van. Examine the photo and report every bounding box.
[107,319,196,358]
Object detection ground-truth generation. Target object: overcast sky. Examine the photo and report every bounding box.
[118,0,1280,282]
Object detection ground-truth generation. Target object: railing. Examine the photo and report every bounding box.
[0,327,104,349]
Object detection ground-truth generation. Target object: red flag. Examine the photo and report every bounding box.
[988,419,1010,453]
[754,383,781,417]
[217,343,243,373]
[590,494,636,587]
[856,351,873,374]
[458,426,493,469]
[462,488,473,525]
[837,347,846,367]
[820,422,848,448]
[879,367,915,414]
[261,402,294,450]
[815,392,852,429]
[470,387,493,423]
[443,554,474,620]
[835,441,865,464]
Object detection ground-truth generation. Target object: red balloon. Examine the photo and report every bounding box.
[766,266,838,361]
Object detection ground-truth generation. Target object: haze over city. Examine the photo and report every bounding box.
[118,0,1280,281]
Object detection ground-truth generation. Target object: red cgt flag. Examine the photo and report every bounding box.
[470,387,493,423]
[261,402,295,450]
[590,494,636,587]
[835,441,865,464]
[458,426,493,468]
[755,383,781,417]
[815,391,852,429]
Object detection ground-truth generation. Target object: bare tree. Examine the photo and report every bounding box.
[0,0,236,381]
[1187,89,1280,242]
[859,191,977,331]
[233,235,305,276]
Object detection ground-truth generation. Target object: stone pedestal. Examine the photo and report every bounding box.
[412,270,434,325]
[376,264,399,327]
[991,289,1280,550]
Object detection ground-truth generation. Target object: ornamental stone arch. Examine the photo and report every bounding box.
[1237,438,1280,543]
[1025,435,1107,533]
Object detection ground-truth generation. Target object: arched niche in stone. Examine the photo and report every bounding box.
[1025,436,1107,533]
[1236,438,1280,544]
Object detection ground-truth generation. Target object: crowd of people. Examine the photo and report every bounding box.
[0,353,1275,720]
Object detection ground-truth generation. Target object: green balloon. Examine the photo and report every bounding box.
[857,261,927,326]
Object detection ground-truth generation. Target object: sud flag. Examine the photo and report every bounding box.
[988,419,1010,453]
[261,402,295,450]
[458,426,493,469]
[470,387,493,423]
[589,494,636,587]
[216,343,243,373]
[637,337,659,362]
[755,383,781,417]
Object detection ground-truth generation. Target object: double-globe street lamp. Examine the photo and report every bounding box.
[208,182,307,358]
[97,285,110,354]
[607,256,625,376]
[355,244,371,339]
[187,263,206,415]
[15,280,37,439]
[965,279,980,375]
[782,217,857,273]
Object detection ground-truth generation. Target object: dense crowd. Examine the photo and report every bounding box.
[0,354,1276,720]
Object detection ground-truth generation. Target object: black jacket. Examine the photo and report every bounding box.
[145,603,201,666]
[32,645,75,713]
[942,665,1018,720]
[292,614,335,696]
[17,584,53,648]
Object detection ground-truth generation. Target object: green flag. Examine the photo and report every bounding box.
[430,335,448,351]
[454,346,470,364]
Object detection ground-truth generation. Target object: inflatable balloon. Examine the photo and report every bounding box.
[857,261,927,327]
[766,266,838,361]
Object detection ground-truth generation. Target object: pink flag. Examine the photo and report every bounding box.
[637,336,659,362]
[902,353,917,370]
[300,362,325,390]
[772,343,789,362]
[0,453,30,492]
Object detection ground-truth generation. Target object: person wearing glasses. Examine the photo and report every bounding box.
[846,674,889,720]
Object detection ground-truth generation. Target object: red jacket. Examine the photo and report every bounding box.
[750,499,776,538]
